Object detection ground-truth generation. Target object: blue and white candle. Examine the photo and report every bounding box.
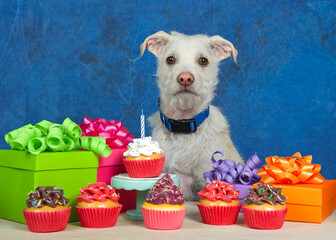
[141,110,145,139]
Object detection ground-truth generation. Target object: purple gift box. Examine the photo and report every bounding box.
[232,181,258,207]
[204,151,262,211]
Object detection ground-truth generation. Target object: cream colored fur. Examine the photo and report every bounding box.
[140,31,243,200]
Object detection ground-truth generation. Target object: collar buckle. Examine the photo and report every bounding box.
[167,118,197,133]
[159,98,208,133]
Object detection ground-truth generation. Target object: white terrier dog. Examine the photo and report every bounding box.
[140,31,243,200]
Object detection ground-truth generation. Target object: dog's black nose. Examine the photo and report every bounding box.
[177,72,194,86]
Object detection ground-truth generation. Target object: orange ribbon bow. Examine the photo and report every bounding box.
[257,152,325,184]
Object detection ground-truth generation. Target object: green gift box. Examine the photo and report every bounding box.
[0,150,98,223]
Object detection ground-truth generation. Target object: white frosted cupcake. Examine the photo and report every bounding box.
[123,137,164,178]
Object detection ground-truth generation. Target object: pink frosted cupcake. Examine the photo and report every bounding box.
[23,186,71,233]
[123,137,165,178]
[197,181,241,225]
[242,183,287,229]
[75,182,122,228]
[141,173,186,230]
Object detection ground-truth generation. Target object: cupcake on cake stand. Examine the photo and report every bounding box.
[111,173,180,221]
[112,112,180,220]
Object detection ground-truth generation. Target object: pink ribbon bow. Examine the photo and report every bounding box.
[78,117,134,148]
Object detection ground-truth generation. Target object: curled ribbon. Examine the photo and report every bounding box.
[5,118,111,157]
[78,117,134,148]
[204,150,262,185]
[257,152,325,184]
[80,136,112,157]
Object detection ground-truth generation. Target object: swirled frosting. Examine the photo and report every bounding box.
[145,173,185,205]
[76,182,120,203]
[123,137,162,157]
[244,183,287,205]
[198,181,240,203]
[26,186,69,208]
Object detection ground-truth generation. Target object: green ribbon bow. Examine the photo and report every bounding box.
[5,118,112,157]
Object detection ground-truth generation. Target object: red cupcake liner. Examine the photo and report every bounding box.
[123,156,165,178]
[23,207,71,233]
[76,205,122,228]
[141,207,186,230]
[242,206,287,229]
[197,203,241,225]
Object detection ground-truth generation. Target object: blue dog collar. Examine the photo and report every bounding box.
[158,98,209,133]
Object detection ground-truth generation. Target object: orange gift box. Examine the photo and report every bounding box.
[253,152,336,223]
[253,180,336,223]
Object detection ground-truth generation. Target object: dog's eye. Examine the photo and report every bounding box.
[166,56,176,64]
[199,57,208,66]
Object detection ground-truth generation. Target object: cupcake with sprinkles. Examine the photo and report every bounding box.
[197,180,241,225]
[23,186,71,232]
[242,183,287,229]
[141,173,186,230]
[75,182,122,228]
[123,137,165,178]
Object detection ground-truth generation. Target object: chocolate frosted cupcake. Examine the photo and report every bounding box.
[242,183,287,229]
[141,173,186,230]
[197,181,241,225]
[23,186,71,232]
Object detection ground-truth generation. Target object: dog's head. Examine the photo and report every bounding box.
[140,31,237,113]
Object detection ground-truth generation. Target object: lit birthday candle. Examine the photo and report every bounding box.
[141,109,145,139]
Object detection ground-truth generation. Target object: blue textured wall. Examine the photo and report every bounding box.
[0,1,335,178]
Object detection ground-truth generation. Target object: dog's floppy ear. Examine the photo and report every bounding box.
[140,31,171,57]
[209,36,238,63]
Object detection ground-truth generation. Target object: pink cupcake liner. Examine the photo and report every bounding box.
[76,205,122,228]
[123,156,165,178]
[141,207,186,230]
[242,206,287,229]
[23,207,71,233]
[197,203,241,225]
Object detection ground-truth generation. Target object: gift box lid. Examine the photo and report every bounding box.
[254,180,336,206]
[0,150,98,171]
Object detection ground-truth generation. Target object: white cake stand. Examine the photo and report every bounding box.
[111,173,180,221]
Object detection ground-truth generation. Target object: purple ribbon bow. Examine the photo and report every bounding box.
[203,150,262,185]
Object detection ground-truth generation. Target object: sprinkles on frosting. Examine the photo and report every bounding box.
[244,183,287,206]
[76,182,120,203]
[123,137,162,157]
[145,173,185,205]
[26,186,69,208]
[198,180,240,203]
